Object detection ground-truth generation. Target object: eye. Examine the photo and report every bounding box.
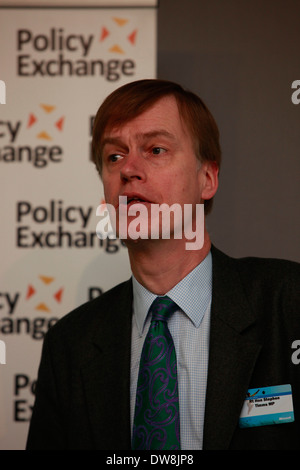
[151,147,166,155]
[108,154,123,163]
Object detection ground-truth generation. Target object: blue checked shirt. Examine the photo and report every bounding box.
[130,251,212,450]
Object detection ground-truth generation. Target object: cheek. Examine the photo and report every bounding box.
[179,175,202,204]
[102,179,117,205]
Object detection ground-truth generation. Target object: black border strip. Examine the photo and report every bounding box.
[0,2,159,9]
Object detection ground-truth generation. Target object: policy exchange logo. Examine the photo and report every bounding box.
[17,16,139,81]
[0,274,64,341]
[0,102,65,168]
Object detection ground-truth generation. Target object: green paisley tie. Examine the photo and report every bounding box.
[132,296,181,450]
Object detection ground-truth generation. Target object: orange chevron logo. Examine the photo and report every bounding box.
[26,275,64,313]
[27,103,65,141]
[99,16,138,55]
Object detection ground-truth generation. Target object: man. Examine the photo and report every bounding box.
[26,79,300,450]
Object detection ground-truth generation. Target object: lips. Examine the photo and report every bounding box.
[118,193,152,207]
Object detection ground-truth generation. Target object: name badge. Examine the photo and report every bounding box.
[239,384,294,428]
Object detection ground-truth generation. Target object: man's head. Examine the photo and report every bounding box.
[92,79,221,214]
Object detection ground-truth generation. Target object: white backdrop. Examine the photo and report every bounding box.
[0,0,157,449]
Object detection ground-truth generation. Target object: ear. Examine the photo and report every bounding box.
[198,161,219,201]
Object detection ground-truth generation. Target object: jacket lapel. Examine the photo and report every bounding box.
[80,279,133,450]
[203,247,262,449]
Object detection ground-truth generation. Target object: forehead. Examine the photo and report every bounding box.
[103,95,189,140]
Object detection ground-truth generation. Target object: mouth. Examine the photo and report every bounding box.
[118,194,152,207]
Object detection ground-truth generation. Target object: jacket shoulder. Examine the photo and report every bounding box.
[212,245,300,286]
[211,246,300,318]
[233,253,299,293]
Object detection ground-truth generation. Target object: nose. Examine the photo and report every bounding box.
[120,151,146,183]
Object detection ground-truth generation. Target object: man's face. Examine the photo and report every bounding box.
[101,95,215,242]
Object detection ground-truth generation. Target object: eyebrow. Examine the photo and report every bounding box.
[101,129,177,148]
[139,130,177,142]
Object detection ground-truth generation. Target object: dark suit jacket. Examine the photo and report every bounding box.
[26,246,300,450]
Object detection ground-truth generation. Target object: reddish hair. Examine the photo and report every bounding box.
[92,79,221,214]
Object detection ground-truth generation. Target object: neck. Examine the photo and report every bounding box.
[126,229,211,295]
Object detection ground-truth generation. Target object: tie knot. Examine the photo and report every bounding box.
[149,296,178,323]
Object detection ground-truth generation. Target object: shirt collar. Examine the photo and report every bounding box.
[132,251,212,336]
